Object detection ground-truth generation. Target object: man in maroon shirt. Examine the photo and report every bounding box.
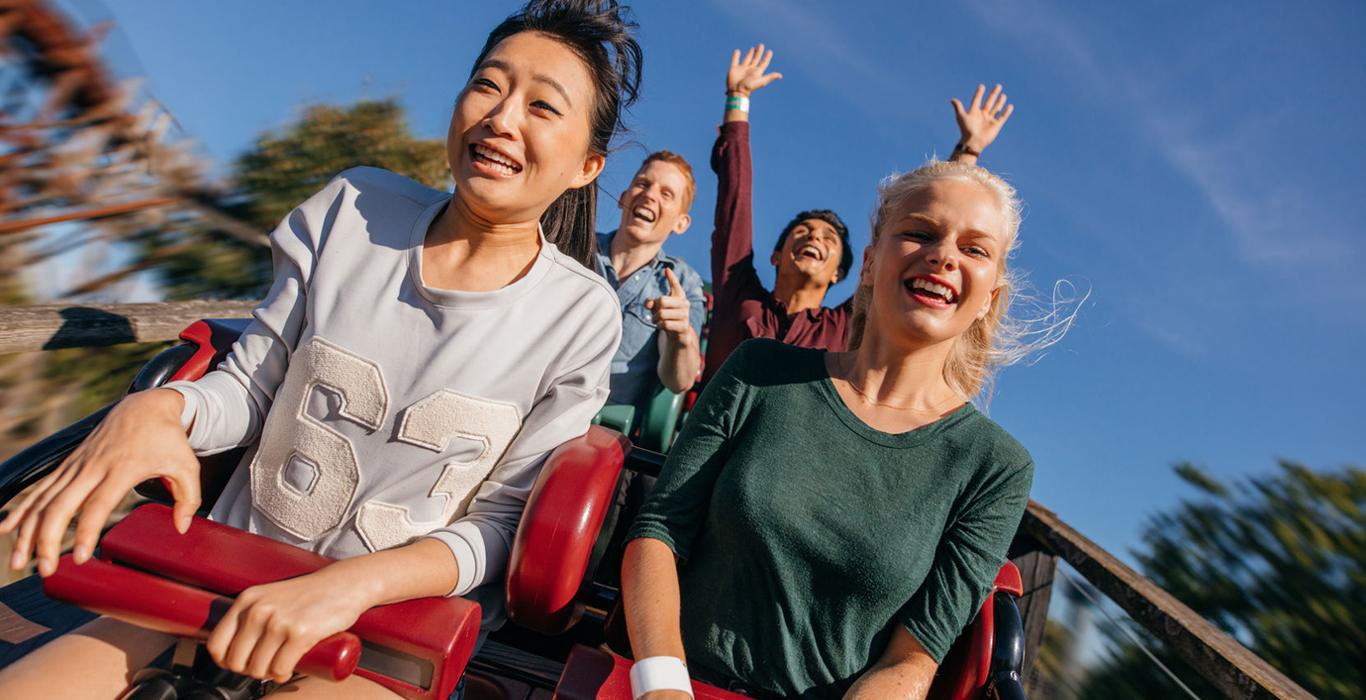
[704,45,1015,384]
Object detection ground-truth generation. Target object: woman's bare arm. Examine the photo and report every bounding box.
[621,537,692,700]
[842,625,939,700]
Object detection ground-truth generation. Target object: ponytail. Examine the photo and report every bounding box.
[540,185,597,266]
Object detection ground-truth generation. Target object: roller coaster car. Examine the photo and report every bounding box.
[0,319,1029,700]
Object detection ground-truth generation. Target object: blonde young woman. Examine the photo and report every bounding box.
[0,2,641,698]
[622,162,1037,700]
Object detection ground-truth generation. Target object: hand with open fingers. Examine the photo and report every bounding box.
[727,44,782,97]
[206,567,368,684]
[0,387,201,577]
[645,268,693,340]
[951,84,1014,155]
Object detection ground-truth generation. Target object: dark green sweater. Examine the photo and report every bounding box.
[627,339,1033,700]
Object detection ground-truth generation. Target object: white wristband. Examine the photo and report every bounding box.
[725,94,750,113]
[629,656,693,699]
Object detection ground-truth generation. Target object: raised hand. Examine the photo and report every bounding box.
[951,84,1014,158]
[727,44,782,97]
[0,388,201,577]
[645,268,693,339]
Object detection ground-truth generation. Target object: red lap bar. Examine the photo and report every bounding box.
[95,504,480,700]
[42,555,360,681]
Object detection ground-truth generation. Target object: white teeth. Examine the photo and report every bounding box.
[797,245,823,260]
[633,206,656,222]
[473,144,520,174]
[910,278,957,302]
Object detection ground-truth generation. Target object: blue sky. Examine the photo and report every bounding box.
[64,0,1366,559]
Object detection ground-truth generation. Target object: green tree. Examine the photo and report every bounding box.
[148,98,450,301]
[1078,462,1366,700]
[1074,626,1219,700]
[235,98,450,233]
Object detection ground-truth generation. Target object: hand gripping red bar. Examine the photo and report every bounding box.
[95,504,481,700]
[42,555,360,681]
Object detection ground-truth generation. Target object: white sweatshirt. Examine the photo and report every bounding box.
[166,167,621,626]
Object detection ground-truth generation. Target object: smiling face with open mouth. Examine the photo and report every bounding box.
[861,178,1006,347]
[771,218,844,286]
[446,32,604,225]
[616,160,692,246]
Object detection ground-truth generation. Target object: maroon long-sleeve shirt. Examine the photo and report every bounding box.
[703,121,851,385]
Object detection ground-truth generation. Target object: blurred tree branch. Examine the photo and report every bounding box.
[1074,462,1365,700]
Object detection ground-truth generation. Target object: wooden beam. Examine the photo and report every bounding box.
[1020,501,1318,700]
[1008,535,1057,677]
[0,300,257,355]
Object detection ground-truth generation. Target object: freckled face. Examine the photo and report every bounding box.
[449,32,604,223]
[860,179,1007,346]
[616,160,693,245]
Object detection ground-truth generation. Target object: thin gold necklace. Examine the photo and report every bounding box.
[839,355,960,413]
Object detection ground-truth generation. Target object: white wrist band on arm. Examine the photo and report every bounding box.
[629,656,693,699]
[725,94,750,113]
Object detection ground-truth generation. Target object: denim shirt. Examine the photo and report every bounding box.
[594,231,707,410]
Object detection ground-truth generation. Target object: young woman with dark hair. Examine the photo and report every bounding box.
[471,0,643,267]
[0,2,641,698]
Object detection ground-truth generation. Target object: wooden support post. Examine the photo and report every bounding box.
[1008,526,1057,678]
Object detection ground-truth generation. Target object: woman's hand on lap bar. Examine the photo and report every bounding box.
[0,388,201,576]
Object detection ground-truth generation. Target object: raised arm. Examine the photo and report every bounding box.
[710,44,783,289]
[706,46,782,384]
[949,84,1014,164]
